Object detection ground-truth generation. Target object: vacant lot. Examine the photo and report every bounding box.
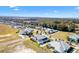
[0,24,21,52]
[23,39,52,53]
[0,24,18,35]
[50,31,74,42]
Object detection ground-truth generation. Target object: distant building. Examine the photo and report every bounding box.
[11,22,23,29]
[31,35,49,45]
[44,28,58,34]
[48,41,74,53]
[68,34,79,43]
[21,28,33,36]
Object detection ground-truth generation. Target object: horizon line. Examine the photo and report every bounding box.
[0,15,79,19]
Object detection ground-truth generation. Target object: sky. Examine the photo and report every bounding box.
[0,6,79,18]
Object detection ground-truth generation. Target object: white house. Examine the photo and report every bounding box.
[44,28,58,34]
[21,28,33,36]
[68,34,79,43]
[31,35,49,46]
[48,41,74,53]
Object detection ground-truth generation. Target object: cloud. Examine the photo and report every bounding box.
[77,16,79,17]
[53,10,58,13]
[75,7,79,10]
[9,6,19,11]
[13,8,19,11]
[9,6,16,8]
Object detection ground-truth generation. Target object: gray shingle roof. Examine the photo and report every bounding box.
[69,34,79,41]
[48,41,70,53]
[31,35,49,45]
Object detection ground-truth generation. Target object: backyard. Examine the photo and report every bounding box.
[23,39,52,53]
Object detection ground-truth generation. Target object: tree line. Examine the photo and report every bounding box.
[37,19,76,32]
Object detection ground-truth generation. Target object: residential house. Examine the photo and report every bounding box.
[31,35,50,46]
[21,28,33,36]
[48,41,74,53]
[68,34,79,43]
[44,28,58,34]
